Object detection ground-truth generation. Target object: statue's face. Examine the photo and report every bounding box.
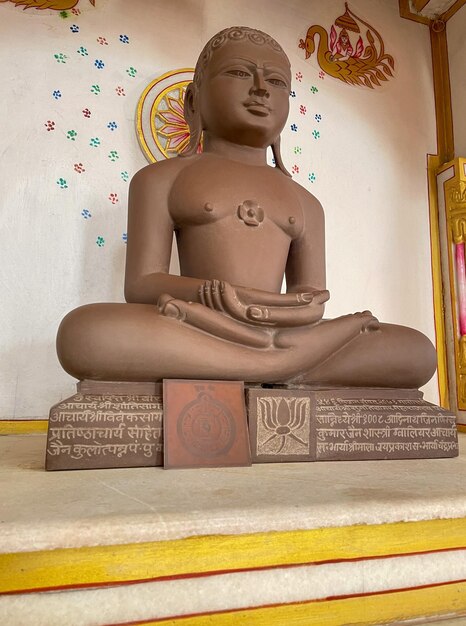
[198,39,291,148]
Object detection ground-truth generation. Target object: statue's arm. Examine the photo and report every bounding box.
[284,185,328,322]
[124,161,204,304]
[286,186,326,295]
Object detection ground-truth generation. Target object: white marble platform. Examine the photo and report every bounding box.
[1,433,466,553]
[3,433,466,626]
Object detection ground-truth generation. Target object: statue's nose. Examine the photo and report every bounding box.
[250,70,269,97]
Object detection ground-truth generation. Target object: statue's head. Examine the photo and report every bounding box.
[182,26,291,175]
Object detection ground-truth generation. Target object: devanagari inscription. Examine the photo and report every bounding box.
[46,394,163,469]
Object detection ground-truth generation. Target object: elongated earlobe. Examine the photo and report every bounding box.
[180,83,202,158]
[271,137,291,177]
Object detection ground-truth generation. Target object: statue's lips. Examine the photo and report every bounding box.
[244,101,271,116]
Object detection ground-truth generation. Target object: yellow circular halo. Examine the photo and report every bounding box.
[136,68,196,163]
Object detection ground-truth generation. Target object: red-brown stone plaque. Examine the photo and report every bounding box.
[163,380,251,469]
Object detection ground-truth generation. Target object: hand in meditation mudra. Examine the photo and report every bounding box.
[57,26,436,389]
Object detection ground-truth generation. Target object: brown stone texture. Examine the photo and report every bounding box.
[46,382,163,470]
[247,387,458,462]
[163,379,251,469]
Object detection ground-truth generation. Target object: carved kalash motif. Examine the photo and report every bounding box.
[299,3,395,89]
[48,26,457,470]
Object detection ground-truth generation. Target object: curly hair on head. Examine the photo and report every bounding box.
[180,26,291,176]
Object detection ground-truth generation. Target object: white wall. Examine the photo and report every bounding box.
[0,0,439,418]
[448,6,466,157]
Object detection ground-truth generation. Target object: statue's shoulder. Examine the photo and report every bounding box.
[130,155,200,190]
[282,174,325,222]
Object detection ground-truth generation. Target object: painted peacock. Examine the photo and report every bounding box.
[299,3,395,89]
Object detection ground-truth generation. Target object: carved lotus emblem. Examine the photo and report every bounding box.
[237,199,264,227]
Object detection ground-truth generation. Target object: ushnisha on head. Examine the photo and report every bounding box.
[182,26,292,175]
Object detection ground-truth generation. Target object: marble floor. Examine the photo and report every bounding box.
[2,432,466,625]
[1,433,466,552]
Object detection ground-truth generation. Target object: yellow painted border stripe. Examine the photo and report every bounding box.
[2,517,466,594]
[0,420,48,435]
[116,580,466,626]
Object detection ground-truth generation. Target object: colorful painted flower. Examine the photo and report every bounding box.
[107,121,117,131]
[90,137,100,147]
[299,105,307,115]
[115,86,126,96]
[315,114,322,122]
[94,59,105,69]
[310,85,319,94]
[45,120,55,131]
[122,233,128,243]
[294,146,302,155]
[312,130,320,139]
[308,172,316,183]
[59,10,68,18]
[126,66,137,78]
[109,193,118,204]
[292,165,299,174]
[77,46,88,56]
[90,84,101,95]
[119,34,129,44]
[295,71,303,82]
[67,130,77,141]
[97,36,108,45]
[82,209,92,219]
[57,178,68,189]
[290,90,296,97]
[120,171,129,182]
[70,24,79,33]
[319,71,325,79]
[157,91,197,154]
[82,108,91,118]
[96,236,105,247]
[74,163,85,173]
[108,150,119,161]
[54,53,67,64]
[290,123,298,132]
[52,90,62,99]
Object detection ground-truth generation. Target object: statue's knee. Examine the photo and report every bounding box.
[56,304,103,377]
[409,330,437,386]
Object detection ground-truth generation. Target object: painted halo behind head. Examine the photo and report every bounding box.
[181,26,291,176]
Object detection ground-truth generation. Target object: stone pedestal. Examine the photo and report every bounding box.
[46,382,459,470]
[247,387,458,462]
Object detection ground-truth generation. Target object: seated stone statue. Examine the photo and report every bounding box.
[57,26,436,389]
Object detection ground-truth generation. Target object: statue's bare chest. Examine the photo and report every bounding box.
[169,157,304,238]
